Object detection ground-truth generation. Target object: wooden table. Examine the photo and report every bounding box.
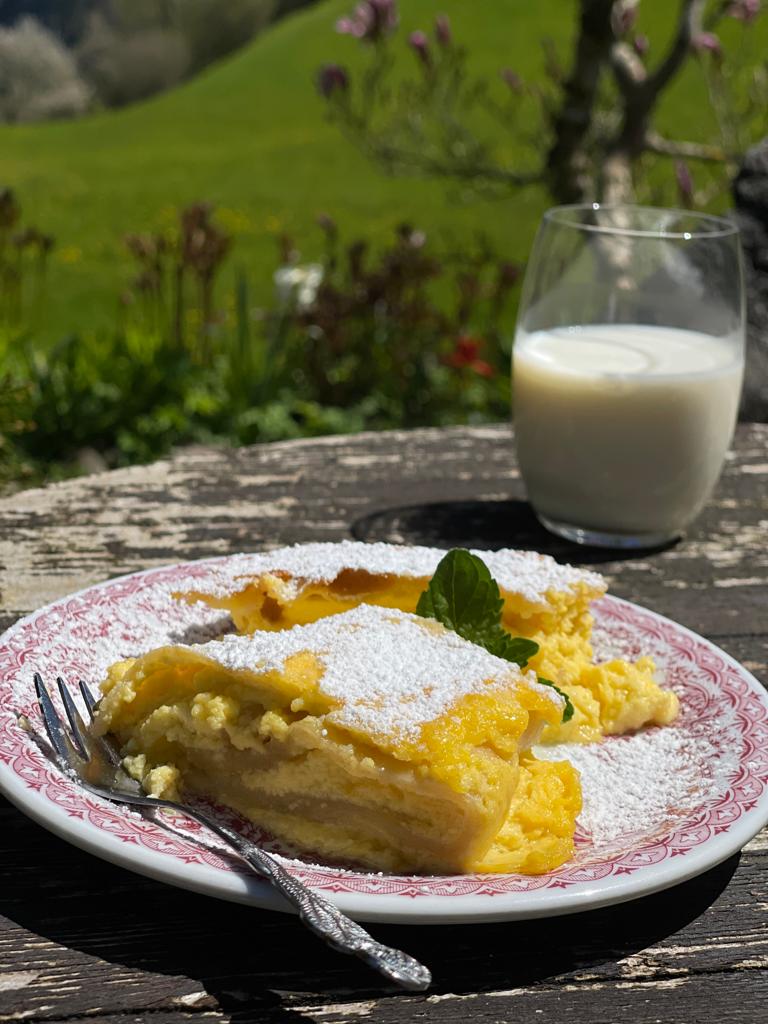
[1,423,767,1024]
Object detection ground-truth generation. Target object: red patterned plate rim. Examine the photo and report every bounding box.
[1,553,767,924]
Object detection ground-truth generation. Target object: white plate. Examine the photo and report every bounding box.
[1,553,767,924]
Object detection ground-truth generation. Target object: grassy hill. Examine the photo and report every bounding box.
[0,0,758,341]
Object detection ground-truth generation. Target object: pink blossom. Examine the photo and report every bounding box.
[675,160,694,206]
[409,30,431,67]
[336,0,398,43]
[691,31,723,57]
[613,2,637,36]
[633,32,649,57]
[727,0,760,22]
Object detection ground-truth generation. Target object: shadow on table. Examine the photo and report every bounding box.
[352,499,678,563]
[0,804,738,1020]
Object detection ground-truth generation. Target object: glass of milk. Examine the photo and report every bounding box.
[513,204,744,547]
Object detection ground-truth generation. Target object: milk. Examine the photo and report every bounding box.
[513,324,744,538]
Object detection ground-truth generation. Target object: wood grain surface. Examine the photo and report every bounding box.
[1,423,766,1024]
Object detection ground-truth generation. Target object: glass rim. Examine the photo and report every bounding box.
[543,203,739,240]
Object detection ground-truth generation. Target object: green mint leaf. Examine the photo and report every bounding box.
[415,548,503,640]
[416,549,535,666]
[486,633,540,668]
[538,677,575,723]
[416,548,571,723]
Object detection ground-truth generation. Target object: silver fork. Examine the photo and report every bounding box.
[25,673,431,992]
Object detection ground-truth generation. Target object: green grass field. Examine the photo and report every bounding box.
[0,0,759,340]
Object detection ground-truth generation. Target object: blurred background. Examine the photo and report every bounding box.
[1,0,767,492]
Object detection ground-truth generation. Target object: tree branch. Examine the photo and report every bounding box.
[545,0,617,203]
[365,140,542,189]
[609,40,647,98]
[601,150,634,203]
[646,0,705,98]
[644,131,727,163]
[601,0,708,202]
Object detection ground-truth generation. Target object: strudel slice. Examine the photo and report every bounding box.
[94,604,580,874]
[178,541,678,744]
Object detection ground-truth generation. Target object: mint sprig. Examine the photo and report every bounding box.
[537,677,575,723]
[415,549,574,723]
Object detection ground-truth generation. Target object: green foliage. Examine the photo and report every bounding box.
[0,325,377,487]
[156,0,276,71]
[75,0,278,111]
[272,218,516,424]
[2,0,765,342]
[2,1,766,493]
[0,3,653,337]
[0,187,54,331]
[0,204,517,489]
[0,374,35,488]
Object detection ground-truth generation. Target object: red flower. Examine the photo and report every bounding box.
[444,335,495,377]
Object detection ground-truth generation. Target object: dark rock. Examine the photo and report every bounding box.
[733,138,768,421]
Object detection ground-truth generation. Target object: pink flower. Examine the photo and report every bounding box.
[613,2,637,35]
[336,0,398,42]
[728,0,760,22]
[633,33,649,57]
[316,64,349,98]
[691,31,723,57]
[675,160,694,206]
[409,30,430,66]
[434,14,451,46]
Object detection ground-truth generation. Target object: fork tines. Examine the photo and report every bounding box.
[55,676,89,758]
[33,672,76,766]
[32,674,119,770]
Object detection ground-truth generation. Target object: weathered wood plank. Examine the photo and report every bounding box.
[0,799,766,1022]
[707,634,768,682]
[0,425,765,641]
[294,972,768,1024]
[0,1016,226,1024]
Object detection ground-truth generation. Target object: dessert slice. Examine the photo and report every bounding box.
[178,541,678,744]
[94,604,580,874]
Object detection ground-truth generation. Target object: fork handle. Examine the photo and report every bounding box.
[175,806,431,991]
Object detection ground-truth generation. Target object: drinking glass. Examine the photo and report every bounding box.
[512,204,745,548]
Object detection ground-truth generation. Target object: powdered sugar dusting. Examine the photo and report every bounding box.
[176,541,605,610]
[539,725,739,846]
[591,616,672,671]
[4,576,229,704]
[186,604,560,742]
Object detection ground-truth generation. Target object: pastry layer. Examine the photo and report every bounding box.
[178,542,678,744]
[94,604,580,874]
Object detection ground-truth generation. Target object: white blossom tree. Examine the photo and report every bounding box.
[0,17,91,123]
